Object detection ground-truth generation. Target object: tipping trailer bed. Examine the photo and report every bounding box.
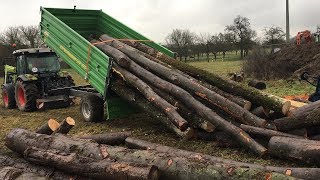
[40,7,174,119]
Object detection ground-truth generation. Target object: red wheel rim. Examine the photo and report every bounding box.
[18,86,26,107]
[2,92,8,107]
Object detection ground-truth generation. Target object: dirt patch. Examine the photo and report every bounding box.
[244,43,320,80]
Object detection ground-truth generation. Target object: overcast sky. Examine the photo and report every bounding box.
[0,0,319,43]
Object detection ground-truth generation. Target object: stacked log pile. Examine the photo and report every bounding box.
[89,34,320,166]
[4,120,320,180]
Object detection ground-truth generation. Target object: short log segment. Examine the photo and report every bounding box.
[124,137,319,180]
[251,106,270,119]
[269,136,320,165]
[248,79,267,90]
[53,117,75,134]
[240,124,304,139]
[36,119,60,135]
[3,129,315,180]
[110,79,195,139]
[100,35,267,128]
[273,106,320,131]
[77,131,132,145]
[24,147,159,180]
[95,40,267,155]
[122,40,290,115]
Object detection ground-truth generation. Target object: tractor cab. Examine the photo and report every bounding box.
[13,48,61,75]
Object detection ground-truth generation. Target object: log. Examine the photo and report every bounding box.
[122,40,290,115]
[95,40,267,155]
[100,35,267,128]
[251,106,270,119]
[240,124,304,139]
[287,100,320,117]
[195,131,239,148]
[273,106,320,131]
[152,86,215,132]
[24,147,159,180]
[269,136,320,165]
[35,119,60,135]
[77,131,132,145]
[110,79,195,139]
[0,166,48,180]
[124,137,319,180]
[248,79,266,90]
[0,155,80,179]
[4,129,313,180]
[112,63,188,131]
[53,117,75,134]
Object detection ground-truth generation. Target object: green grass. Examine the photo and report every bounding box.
[188,60,243,77]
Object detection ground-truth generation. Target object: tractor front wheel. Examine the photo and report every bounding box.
[15,80,39,112]
[1,84,16,109]
[80,95,104,122]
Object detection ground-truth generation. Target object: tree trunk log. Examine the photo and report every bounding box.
[100,35,267,128]
[248,79,266,90]
[152,86,215,132]
[110,79,195,139]
[53,117,75,134]
[269,136,320,165]
[95,40,267,155]
[122,40,290,115]
[35,119,60,135]
[273,106,320,131]
[112,63,188,131]
[287,100,320,117]
[24,147,159,180]
[124,137,318,180]
[195,130,239,148]
[100,35,266,127]
[77,131,132,145]
[240,124,304,139]
[3,129,313,180]
[0,166,49,180]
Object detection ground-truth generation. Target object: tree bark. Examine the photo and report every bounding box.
[248,80,266,90]
[0,166,48,180]
[273,106,320,131]
[100,35,266,128]
[24,147,159,180]
[122,40,290,115]
[269,136,320,165]
[77,131,132,145]
[287,100,320,117]
[36,119,60,135]
[110,79,195,140]
[95,41,266,155]
[53,117,75,134]
[240,124,304,139]
[112,63,188,131]
[251,106,270,119]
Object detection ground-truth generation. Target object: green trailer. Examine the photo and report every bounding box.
[40,7,174,121]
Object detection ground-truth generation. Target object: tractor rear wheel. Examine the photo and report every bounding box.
[80,95,104,122]
[1,84,16,109]
[15,80,39,112]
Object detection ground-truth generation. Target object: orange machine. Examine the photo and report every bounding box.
[296,30,312,45]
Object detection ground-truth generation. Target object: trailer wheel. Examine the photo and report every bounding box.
[80,95,104,122]
[15,80,38,112]
[1,84,16,109]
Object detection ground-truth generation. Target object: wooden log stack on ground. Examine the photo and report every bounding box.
[4,123,320,180]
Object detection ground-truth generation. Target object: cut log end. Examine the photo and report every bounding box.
[48,119,60,131]
[66,117,76,126]
[244,101,252,111]
[200,121,216,133]
[282,101,291,115]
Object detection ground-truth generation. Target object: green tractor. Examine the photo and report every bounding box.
[1,48,75,111]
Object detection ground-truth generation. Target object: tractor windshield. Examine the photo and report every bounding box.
[26,53,60,73]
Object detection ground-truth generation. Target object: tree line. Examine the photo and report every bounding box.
[165,15,286,62]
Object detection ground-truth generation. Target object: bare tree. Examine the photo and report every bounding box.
[20,25,43,48]
[225,15,256,59]
[0,26,24,48]
[197,33,211,62]
[263,26,285,53]
[165,29,196,62]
